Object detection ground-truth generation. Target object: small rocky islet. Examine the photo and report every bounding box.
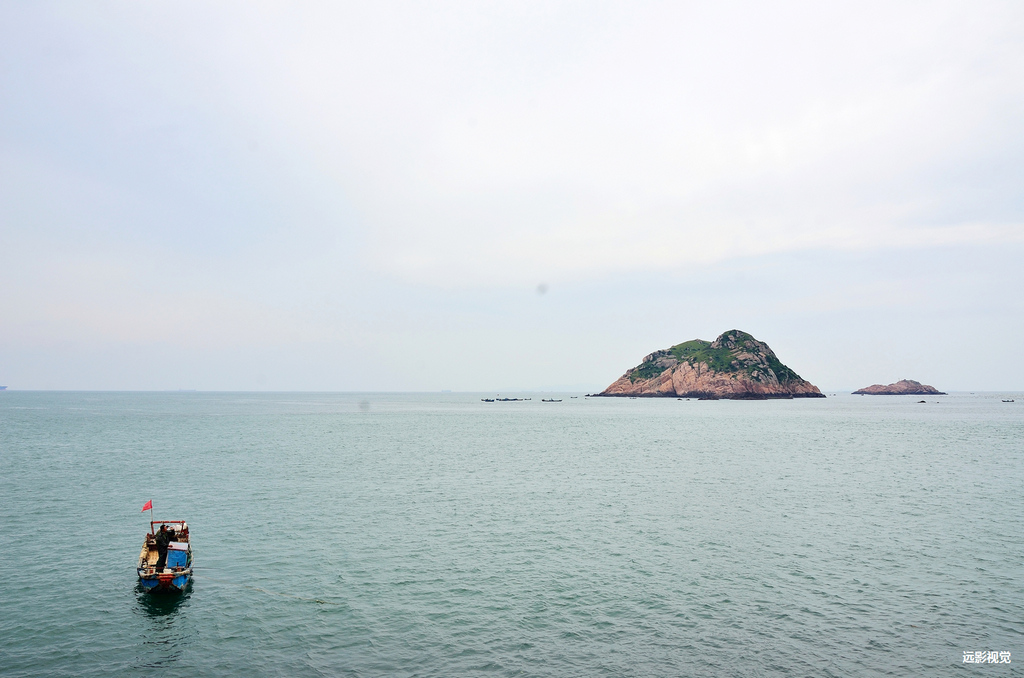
[852,379,946,395]
[595,330,825,399]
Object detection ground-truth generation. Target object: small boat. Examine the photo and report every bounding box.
[481,398,495,402]
[138,520,193,593]
[1003,399,1015,403]
[542,398,562,402]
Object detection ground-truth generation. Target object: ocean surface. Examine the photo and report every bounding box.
[1,391,1021,677]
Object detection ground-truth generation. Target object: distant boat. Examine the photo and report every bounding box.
[138,520,193,593]
[542,398,562,402]
[1003,399,1015,403]
[481,398,495,402]
[0,386,6,390]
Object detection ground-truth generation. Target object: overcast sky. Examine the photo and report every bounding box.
[2,1,1022,391]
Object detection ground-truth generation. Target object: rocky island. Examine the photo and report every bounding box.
[597,330,825,399]
[853,380,946,395]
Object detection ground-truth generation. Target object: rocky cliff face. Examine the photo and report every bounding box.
[853,380,945,395]
[599,330,824,399]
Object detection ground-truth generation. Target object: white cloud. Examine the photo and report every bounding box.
[2,1,1024,389]
[123,0,1019,287]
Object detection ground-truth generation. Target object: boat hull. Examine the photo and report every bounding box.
[138,570,192,593]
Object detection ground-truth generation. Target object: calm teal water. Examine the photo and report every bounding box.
[1,392,1021,676]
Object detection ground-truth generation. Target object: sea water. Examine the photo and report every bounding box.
[1,391,1021,676]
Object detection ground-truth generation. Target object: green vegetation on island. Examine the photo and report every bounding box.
[628,330,803,385]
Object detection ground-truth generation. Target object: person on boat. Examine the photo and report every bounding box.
[154,524,171,570]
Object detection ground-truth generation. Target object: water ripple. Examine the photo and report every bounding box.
[1,392,1021,676]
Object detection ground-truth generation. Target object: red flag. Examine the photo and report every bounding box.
[141,500,152,512]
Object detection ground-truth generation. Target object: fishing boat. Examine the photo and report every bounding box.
[137,520,193,593]
[541,398,562,402]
